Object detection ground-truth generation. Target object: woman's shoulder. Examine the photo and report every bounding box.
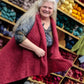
[22,15,35,26]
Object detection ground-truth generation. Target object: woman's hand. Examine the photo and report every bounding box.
[34,47,45,57]
[19,39,45,57]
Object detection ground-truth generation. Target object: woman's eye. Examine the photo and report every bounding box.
[49,7,52,9]
[43,6,47,8]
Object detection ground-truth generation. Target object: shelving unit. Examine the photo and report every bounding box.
[0,33,11,40]
[27,77,45,84]
[0,16,15,25]
[57,8,84,26]
[0,0,84,84]
[75,0,84,7]
[56,26,80,40]
[65,76,83,83]
[73,64,84,72]
[51,73,63,78]
[59,44,77,55]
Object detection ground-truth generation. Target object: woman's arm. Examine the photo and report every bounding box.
[19,38,45,57]
[14,17,45,57]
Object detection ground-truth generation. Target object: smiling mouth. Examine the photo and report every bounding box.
[43,11,50,14]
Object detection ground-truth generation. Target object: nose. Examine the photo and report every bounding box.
[46,8,49,11]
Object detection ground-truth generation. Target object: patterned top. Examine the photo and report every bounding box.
[42,23,53,47]
[14,17,53,47]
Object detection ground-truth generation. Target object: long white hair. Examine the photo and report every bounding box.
[13,0,57,32]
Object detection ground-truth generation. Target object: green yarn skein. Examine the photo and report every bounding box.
[71,36,84,55]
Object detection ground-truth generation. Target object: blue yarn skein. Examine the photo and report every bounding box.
[70,40,75,45]
[0,25,4,33]
[2,7,8,12]
[66,42,72,49]
[77,27,83,33]
[73,30,80,36]
[3,31,9,36]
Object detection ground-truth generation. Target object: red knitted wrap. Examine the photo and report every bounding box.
[0,14,72,84]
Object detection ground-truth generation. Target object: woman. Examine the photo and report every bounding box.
[0,0,72,84]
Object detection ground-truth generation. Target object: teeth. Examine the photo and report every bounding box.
[43,11,49,14]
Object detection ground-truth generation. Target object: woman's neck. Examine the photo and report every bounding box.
[40,15,50,22]
[40,15,51,30]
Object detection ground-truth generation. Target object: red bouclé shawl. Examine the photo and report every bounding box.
[0,14,72,84]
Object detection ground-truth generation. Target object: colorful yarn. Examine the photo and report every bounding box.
[1,6,16,22]
[65,35,77,50]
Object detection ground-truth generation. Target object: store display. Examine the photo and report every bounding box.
[73,26,83,36]
[8,0,37,10]
[0,0,84,83]
[0,22,13,37]
[67,67,83,82]
[0,2,16,22]
[57,12,76,33]
[8,0,24,7]
[55,71,67,76]
[60,48,77,61]
[58,0,75,14]
[62,78,82,84]
[72,3,84,23]
[32,75,61,84]
[65,35,77,49]
[79,62,84,69]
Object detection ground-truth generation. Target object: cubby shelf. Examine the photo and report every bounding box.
[56,26,80,40]
[51,73,63,78]
[2,0,26,12]
[0,0,84,84]
[75,0,84,7]
[73,64,84,72]
[0,16,15,25]
[65,76,83,83]
[57,8,84,26]
[59,44,77,55]
[27,77,45,84]
[0,33,11,40]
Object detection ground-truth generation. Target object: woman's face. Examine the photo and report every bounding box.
[39,2,54,18]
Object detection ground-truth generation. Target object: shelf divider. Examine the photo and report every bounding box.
[56,26,80,40]
[0,33,11,40]
[0,16,15,25]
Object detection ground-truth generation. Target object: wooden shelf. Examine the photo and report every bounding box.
[0,16,15,25]
[65,76,83,83]
[56,26,80,40]
[2,0,26,12]
[0,33,11,40]
[75,0,84,7]
[73,64,84,72]
[57,8,84,26]
[59,44,77,55]
[27,77,45,84]
[51,73,63,78]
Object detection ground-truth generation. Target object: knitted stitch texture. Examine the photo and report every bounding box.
[0,14,72,84]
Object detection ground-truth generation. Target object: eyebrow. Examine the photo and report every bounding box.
[42,6,53,9]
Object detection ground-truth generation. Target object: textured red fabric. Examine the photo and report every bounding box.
[0,14,72,84]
